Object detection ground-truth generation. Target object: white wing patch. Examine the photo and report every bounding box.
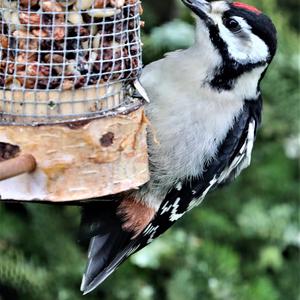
[160,197,185,222]
[169,198,185,222]
[176,181,183,191]
[188,176,219,211]
[218,119,256,184]
[143,224,160,244]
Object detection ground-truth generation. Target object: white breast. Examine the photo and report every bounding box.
[139,47,260,208]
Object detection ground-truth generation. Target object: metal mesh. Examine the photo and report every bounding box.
[0,0,143,125]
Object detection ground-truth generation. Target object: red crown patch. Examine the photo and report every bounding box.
[233,2,262,15]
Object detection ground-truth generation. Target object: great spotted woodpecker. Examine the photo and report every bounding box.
[80,0,277,294]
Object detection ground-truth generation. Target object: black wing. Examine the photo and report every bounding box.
[80,98,262,294]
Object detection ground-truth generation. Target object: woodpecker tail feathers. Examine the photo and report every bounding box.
[79,201,132,294]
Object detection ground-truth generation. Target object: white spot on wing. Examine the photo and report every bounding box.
[188,176,218,211]
[160,201,173,215]
[160,197,185,222]
[176,181,183,191]
[143,225,160,244]
[234,120,255,173]
[170,198,185,222]
[217,120,256,184]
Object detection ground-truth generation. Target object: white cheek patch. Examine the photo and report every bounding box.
[217,16,269,64]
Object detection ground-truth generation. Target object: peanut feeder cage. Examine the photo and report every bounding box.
[0,0,149,202]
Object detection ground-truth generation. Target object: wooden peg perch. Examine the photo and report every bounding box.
[0,154,37,181]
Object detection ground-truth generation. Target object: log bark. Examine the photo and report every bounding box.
[0,108,149,202]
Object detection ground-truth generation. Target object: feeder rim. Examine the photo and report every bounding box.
[0,97,145,127]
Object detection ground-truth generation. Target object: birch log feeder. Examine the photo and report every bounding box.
[0,106,149,202]
[0,0,149,203]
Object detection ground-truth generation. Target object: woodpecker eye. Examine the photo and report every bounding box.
[223,18,242,33]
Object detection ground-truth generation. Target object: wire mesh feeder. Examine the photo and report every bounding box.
[0,0,143,124]
[0,0,149,202]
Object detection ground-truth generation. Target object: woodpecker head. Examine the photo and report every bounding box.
[182,0,277,91]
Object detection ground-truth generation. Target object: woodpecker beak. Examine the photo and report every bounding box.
[182,0,212,16]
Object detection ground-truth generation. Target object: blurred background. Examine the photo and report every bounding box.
[0,0,299,299]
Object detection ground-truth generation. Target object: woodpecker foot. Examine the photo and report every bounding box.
[117,198,156,238]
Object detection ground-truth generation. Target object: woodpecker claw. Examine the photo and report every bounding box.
[133,79,150,103]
